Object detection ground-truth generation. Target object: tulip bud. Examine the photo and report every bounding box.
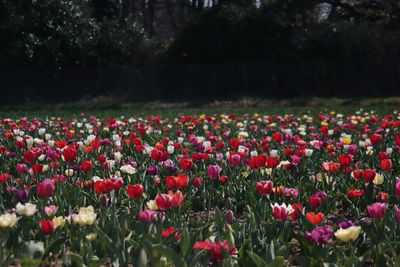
[16,189,28,203]
[225,210,235,224]
[100,195,109,208]
[225,197,233,210]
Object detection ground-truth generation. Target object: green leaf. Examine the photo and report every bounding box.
[181,227,191,258]
[152,244,188,267]
[69,252,84,267]
[214,208,224,230]
[248,252,267,267]
[189,250,210,267]
[268,256,285,267]
[42,237,66,260]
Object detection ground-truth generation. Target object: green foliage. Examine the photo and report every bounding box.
[0,0,149,68]
[169,0,400,63]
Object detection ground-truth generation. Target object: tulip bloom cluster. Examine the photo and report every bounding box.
[0,109,398,265]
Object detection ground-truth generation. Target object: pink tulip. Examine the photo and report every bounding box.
[367,202,386,219]
[208,164,221,179]
[37,179,55,198]
[138,210,156,223]
[16,164,27,173]
[394,206,400,223]
[395,178,400,197]
[45,205,58,216]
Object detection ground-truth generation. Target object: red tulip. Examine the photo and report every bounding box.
[23,150,36,163]
[179,159,193,171]
[192,177,203,187]
[62,146,77,163]
[377,192,389,202]
[266,157,280,169]
[166,174,189,190]
[378,152,389,160]
[255,181,273,195]
[351,169,363,180]
[162,227,178,238]
[194,240,237,262]
[0,173,11,183]
[98,155,107,164]
[80,160,93,172]
[322,162,340,173]
[40,220,55,235]
[380,159,392,171]
[169,190,185,207]
[151,149,168,162]
[94,178,123,194]
[348,189,364,198]
[396,135,400,146]
[248,155,267,169]
[55,140,68,149]
[50,162,59,170]
[289,202,304,220]
[127,184,144,199]
[363,169,376,181]
[338,154,351,167]
[219,175,228,184]
[271,203,293,221]
[32,164,43,174]
[155,193,173,210]
[308,195,322,209]
[272,132,283,143]
[369,134,382,145]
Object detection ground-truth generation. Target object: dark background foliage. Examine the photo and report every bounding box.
[0,0,399,102]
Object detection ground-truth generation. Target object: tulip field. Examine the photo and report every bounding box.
[1,108,400,266]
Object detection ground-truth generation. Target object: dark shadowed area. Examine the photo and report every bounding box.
[1,0,399,103]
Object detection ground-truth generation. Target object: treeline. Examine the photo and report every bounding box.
[0,0,399,101]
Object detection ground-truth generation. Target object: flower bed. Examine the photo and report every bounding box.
[0,110,399,266]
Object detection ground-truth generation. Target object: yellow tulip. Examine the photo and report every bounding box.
[0,213,18,228]
[75,206,97,226]
[335,226,361,241]
[373,173,384,185]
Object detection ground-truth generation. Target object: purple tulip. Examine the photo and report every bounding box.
[314,191,328,201]
[128,160,138,168]
[338,219,356,229]
[147,165,158,176]
[348,144,359,156]
[16,189,29,203]
[305,225,334,245]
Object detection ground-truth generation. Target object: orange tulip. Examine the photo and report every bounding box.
[306,212,324,224]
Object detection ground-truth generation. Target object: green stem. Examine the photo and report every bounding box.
[0,232,4,266]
